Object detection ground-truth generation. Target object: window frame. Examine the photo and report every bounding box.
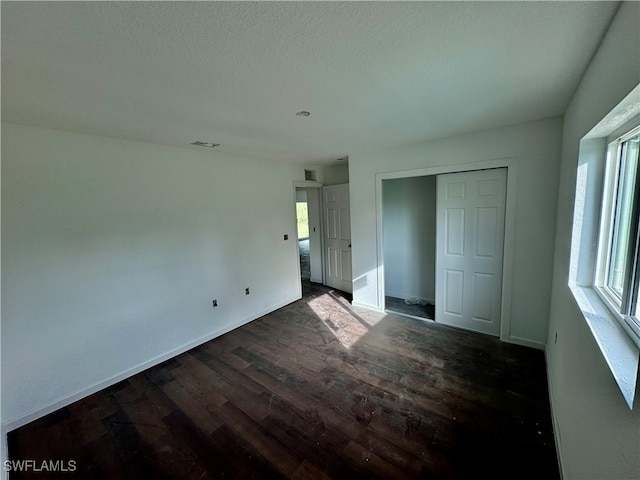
[569,86,640,410]
[594,125,640,349]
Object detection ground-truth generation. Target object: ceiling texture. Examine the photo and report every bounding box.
[2,1,619,164]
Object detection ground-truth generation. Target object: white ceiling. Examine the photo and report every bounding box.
[2,1,619,164]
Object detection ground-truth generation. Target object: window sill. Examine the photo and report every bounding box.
[570,284,639,409]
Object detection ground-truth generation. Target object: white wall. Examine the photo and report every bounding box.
[295,189,308,202]
[349,116,562,346]
[546,2,640,478]
[1,123,301,430]
[289,164,325,185]
[382,176,436,302]
[324,163,349,186]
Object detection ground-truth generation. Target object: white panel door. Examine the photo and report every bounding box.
[323,184,352,293]
[436,168,507,336]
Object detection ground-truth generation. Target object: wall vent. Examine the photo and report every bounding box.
[304,169,317,181]
[191,141,220,148]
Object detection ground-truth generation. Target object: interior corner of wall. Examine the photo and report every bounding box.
[544,347,566,480]
[1,425,8,480]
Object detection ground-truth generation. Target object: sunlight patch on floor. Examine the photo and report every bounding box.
[307,292,370,349]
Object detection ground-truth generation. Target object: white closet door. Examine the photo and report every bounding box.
[323,184,352,293]
[436,168,507,336]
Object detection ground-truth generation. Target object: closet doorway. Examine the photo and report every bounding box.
[381,166,509,337]
[382,175,437,320]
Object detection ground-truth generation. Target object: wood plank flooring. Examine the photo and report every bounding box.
[7,282,559,479]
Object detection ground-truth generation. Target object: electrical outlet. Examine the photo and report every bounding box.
[212,299,218,308]
[284,234,288,241]
[245,287,250,295]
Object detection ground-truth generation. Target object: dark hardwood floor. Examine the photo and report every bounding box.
[8,282,559,479]
[298,239,310,280]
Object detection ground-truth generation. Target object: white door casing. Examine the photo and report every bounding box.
[436,168,507,336]
[306,188,323,283]
[323,184,352,293]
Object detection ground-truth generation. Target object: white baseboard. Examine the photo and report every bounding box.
[384,291,435,305]
[351,301,384,313]
[545,349,565,479]
[505,335,546,350]
[2,295,300,433]
[383,290,404,300]
[385,310,436,323]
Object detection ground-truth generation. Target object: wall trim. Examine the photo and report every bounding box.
[293,180,323,188]
[374,157,519,344]
[352,301,384,313]
[506,336,546,351]
[384,310,436,324]
[1,295,300,433]
[294,183,325,287]
[292,185,303,300]
[545,348,566,479]
[384,291,435,305]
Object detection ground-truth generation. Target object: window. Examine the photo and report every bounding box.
[569,86,640,409]
[595,126,640,344]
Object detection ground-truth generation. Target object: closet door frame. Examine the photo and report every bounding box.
[374,157,518,344]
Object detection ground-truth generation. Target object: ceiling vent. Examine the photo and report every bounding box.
[191,141,220,148]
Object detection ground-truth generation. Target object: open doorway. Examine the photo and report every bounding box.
[295,187,322,291]
[296,193,311,281]
[382,175,436,320]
